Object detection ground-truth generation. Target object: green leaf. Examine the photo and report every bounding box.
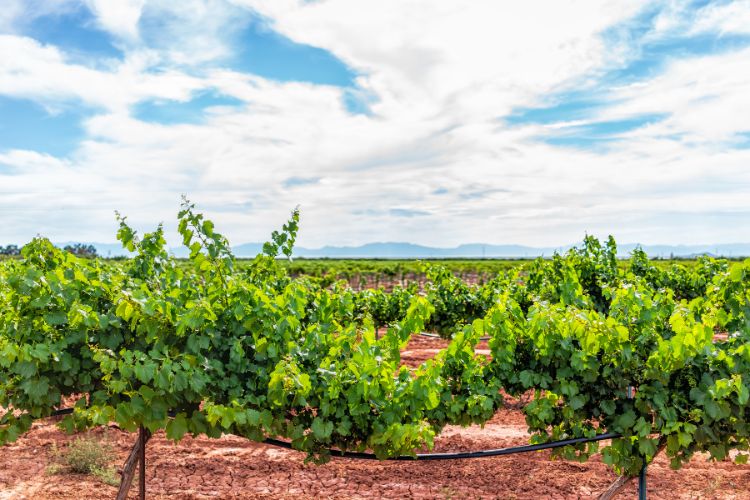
[134,362,155,384]
[311,418,333,440]
[166,413,189,441]
[615,410,636,431]
[45,311,67,326]
[738,384,749,406]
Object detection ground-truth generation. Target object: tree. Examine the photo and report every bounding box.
[0,244,20,256]
[63,243,98,258]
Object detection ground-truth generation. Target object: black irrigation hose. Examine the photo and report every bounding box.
[263,432,621,461]
[41,407,622,461]
[0,407,73,422]
[51,408,74,417]
[36,408,646,496]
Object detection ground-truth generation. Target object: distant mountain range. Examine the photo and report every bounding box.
[58,241,750,259]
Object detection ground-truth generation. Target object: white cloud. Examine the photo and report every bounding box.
[597,47,750,144]
[0,0,25,33]
[0,35,205,112]
[691,0,750,36]
[83,0,146,40]
[237,0,649,119]
[137,0,252,65]
[0,149,71,172]
[0,0,78,33]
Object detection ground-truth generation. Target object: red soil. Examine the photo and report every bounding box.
[1,336,749,499]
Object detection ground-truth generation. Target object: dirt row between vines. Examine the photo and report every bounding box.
[1,335,749,499]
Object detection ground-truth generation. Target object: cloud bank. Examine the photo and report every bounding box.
[1,0,749,248]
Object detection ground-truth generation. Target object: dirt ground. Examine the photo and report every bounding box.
[1,335,749,499]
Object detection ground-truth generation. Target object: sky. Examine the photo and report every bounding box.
[1,0,750,249]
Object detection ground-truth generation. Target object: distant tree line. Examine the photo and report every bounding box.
[1,243,98,258]
[0,245,20,256]
[63,244,98,257]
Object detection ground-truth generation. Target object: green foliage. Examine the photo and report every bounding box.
[277,259,521,284]
[2,201,750,480]
[354,283,418,329]
[422,265,486,336]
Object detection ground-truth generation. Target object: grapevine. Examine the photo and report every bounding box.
[1,200,749,485]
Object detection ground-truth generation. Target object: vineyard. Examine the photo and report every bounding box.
[247,257,721,291]
[2,199,750,498]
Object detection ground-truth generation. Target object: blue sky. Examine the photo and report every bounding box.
[1,0,750,247]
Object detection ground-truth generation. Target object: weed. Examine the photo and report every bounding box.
[47,433,120,487]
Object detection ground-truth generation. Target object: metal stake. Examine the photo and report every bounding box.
[638,463,647,500]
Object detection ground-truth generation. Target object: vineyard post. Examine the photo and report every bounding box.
[140,425,147,500]
[638,464,647,500]
[116,427,151,500]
